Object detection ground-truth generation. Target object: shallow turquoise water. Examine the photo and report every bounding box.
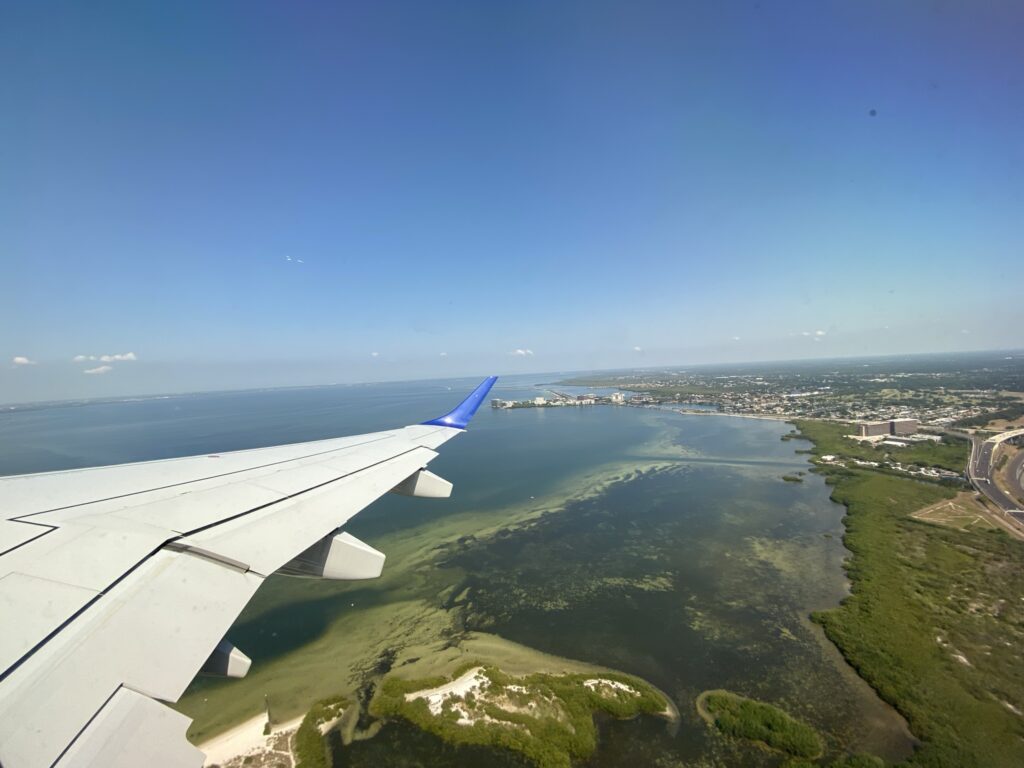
[0,375,913,765]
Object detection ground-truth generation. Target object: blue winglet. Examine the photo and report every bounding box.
[422,376,498,429]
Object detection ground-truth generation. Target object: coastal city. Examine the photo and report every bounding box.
[552,355,1024,429]
[489,357,1024,533]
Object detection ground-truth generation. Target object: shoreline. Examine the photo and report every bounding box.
[198,712,304,767]
[184,411,900,765]
[637,404,794,421]
[794,419,1024,766]
[178,452,684,742]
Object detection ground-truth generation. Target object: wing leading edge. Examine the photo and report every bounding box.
[0,377,496,768]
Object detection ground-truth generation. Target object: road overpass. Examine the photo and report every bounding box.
[968,429,1024,525]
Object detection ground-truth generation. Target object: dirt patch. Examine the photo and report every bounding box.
[914,492,1024,542]
[912,493,997,533]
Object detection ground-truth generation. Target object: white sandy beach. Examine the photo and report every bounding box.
[406,666,489,720]
[199,713,304,767]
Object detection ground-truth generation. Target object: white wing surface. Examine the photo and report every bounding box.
[0,377,497,768]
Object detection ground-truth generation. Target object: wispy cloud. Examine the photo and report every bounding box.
[633,346,643,352]
[84,365,113,375]
[12,356,36,366]
[732,336,741,341]
[371,351,380,357]
[814,330,826,336]
[439,351,448,357]
[510,348,534,357]
[74,352,137,363]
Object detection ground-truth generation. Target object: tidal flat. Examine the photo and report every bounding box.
[174,390,915,766]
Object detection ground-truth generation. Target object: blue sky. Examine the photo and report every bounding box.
[2,1,1022,402]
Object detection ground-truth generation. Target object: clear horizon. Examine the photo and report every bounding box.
[3,346,1021,407]
[3,1,1022,403]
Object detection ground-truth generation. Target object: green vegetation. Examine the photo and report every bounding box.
[563,376,720,396]
[782,474,804,483]
[784,756,884,768]
[795,422,1024,767]
[793,420,969,473]
[697,689,822,758]
[371,665,670,768]
[294,695,348,768]
[954,400,1024,428]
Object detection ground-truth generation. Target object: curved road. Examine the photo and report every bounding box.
[1007,449,1024,503]
[968,436,1024,525]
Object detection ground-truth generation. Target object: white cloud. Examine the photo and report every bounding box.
[439,352,448,357]
[371,351,379,357]
[800,331,812,337]
[731,336,741,341]
[814,330,826,337]
[74,352,136,363]
[961,329,970,335]
[84,365,113,375]
[12,356,36,366]
[633,346,643,352]
[510,348,534,357]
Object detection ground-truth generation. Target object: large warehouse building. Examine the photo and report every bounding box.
[857,419,920,437]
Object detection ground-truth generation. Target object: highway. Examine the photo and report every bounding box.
[1007,449,1024,504]
[968,434,1024,525]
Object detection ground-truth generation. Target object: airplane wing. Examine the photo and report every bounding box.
[0,376,497,768]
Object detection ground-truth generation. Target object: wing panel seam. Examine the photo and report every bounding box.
[0,519,56,557]
[9,434,398,521]
[0,446,428,685]
[175,446,425,537]
[47,684,122,768]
